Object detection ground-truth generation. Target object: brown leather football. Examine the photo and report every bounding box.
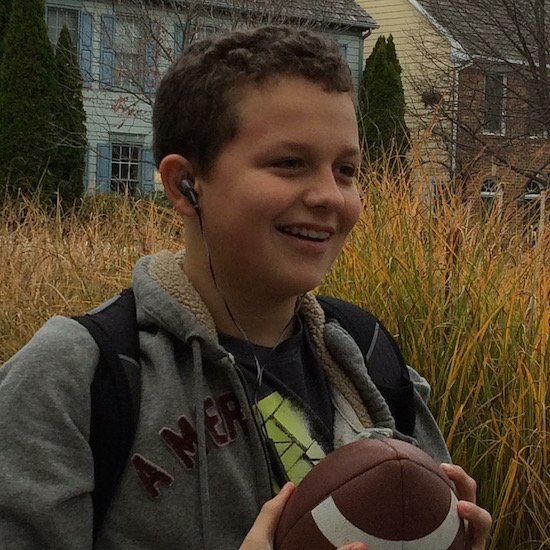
[275,438,466,550]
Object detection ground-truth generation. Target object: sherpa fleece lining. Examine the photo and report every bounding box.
[148,249,374,429]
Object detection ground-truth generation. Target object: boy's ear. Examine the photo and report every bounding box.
[159,154,198,217]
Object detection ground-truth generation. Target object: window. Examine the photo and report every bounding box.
[115,17,147,90]
[483,73,505,135]
[190,24,219,42]
[46,7,92,87]
[480,176,502,220]
[46,6,79,49]
[101,14,156,91]
[111,144,142,194]
[520,179,545,244]
[339,43,348,59]
[203,25,217,37]
[527,80,547,137]
[96,142,155,194]
[102,15,146,90]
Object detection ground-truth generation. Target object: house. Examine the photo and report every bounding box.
[44,0,377,194]
[358,0,550,232]
[357,0,456,196]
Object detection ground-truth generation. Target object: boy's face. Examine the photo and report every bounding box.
[194,76,362,302]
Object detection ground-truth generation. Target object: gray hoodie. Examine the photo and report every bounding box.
[0,250,450,550]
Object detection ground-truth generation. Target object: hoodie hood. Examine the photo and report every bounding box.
[132,249,397,435]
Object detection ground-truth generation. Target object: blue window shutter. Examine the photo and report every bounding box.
[79,12,93,87]
[100,14,116,88]
[174,25,185,59]
[96,143,112,192]
[141,146,155,194]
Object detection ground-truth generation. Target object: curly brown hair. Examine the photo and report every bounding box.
[152,25,354,174]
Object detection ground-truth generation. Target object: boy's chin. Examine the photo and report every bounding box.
[282,275,327,299]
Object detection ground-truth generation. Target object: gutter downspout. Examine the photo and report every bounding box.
[450,50,474,190]
[407,0,470,188]
[451,60,460,189]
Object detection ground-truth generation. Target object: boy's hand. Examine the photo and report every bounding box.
[240,482,368,550]
[240,482,295,550]
[440,464,492,550]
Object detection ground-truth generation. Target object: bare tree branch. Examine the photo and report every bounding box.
[407,0,550,188]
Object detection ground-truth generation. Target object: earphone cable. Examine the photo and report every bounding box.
[197,209,305,466]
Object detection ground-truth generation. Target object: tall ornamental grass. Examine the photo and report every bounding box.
[0,194,184,359]
[322,169,550,549]
[1,174,549,548]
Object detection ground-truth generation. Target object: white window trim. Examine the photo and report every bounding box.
[527,131,549,139]
[518,182,546,243]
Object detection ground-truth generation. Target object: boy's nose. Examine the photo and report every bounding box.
[302,170,345,211]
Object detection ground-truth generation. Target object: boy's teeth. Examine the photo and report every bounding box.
[283,227,330,239]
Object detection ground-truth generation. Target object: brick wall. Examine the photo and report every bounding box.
[454,66,550,236]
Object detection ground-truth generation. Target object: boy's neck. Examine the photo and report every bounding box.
[182,254,299,347]
[214,302,299,347]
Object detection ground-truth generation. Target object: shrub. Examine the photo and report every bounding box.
[0,0,59,201]
[50,25,87,205]
[358,35,409,176]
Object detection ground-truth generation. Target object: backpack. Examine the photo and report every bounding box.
[74,289,415,540]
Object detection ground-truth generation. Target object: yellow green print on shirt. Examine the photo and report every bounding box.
[258,392,326,485]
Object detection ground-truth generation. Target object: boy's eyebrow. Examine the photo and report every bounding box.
[268,141,361,159]
[340,146,362,159]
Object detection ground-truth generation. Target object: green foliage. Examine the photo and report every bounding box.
[0,0,60,201]
[358,35,409,173]
[51,25,87,204]
[0,0,12,62]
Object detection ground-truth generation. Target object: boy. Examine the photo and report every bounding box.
[0,25,490,549]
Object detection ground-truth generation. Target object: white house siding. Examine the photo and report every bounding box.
[45,0,368,193]
[332,30,364,91]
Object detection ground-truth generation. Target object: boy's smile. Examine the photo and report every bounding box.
[190,76,362,308]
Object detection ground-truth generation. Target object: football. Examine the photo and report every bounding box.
[275,438,466,550]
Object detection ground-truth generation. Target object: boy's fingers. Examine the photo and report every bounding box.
[257,482,295,533]
[440,463,477,503]
[441,464,491,550]
[240,482,295,549]
[338,544,368,550]
[457,500,492,550]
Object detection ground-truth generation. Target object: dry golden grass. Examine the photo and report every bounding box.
[0,194,184,359]
[1,175,549,548]
[322,170,550,549]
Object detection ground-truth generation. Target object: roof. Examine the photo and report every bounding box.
[413,0,546,63]
[190,0,378,31]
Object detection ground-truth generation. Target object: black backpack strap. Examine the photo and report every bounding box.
[318,295,416,436]
[73,288,141,540]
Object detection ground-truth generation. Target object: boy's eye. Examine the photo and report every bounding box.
[336,164,358,180]
[272,158,304,170]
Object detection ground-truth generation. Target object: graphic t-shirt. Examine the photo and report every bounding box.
[218,316,334,484]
